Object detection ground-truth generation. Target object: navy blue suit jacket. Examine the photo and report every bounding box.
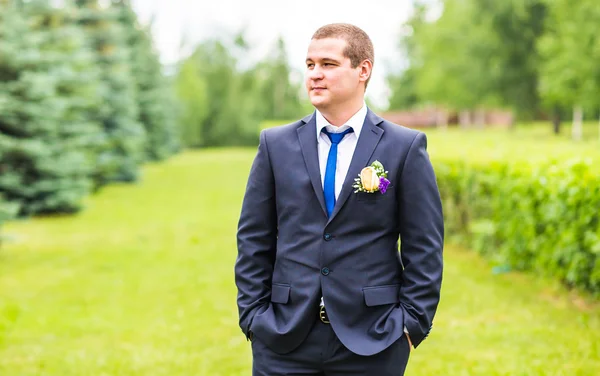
[235,109,444,356]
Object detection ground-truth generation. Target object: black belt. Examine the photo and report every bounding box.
[319,305,330,324]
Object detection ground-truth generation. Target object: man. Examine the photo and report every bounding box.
[235,23,443,375]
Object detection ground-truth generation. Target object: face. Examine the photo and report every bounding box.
[305,38,370,111]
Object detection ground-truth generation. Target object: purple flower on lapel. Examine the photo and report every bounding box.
[379,177,390,194]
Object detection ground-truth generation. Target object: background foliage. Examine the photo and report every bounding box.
[386,0,600,134]
[0,0,179,221]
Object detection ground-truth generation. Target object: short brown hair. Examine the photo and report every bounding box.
[311,23,374,86]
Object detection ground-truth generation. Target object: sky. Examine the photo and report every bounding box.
[130,0,418,108]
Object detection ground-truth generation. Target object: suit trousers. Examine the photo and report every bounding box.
[251,318,410,376]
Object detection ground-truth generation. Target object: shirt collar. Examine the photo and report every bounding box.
[315,102,368,141]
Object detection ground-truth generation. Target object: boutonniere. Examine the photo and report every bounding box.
[353,160,391,194]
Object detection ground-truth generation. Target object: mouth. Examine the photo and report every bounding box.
[311,87,326,92]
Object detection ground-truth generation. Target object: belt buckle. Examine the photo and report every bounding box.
[319,305,330,324]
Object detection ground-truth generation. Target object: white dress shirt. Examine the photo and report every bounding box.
[316,103,368,198]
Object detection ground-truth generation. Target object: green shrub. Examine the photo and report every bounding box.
[435,157,600,295]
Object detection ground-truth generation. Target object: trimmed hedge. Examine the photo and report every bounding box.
[435,157,600,296]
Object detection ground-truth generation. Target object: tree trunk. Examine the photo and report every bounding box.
[436,108,448,130]
[474,108,485,128]
[508,113,516,132]
[459,110,471,129]
[552,106,561,135]
[572,105,583,141]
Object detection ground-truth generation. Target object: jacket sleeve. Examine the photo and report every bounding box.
[235,129,278,340]
[397,132,444,348]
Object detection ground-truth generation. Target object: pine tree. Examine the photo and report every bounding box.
[75,0,145,185]
[113,0,180,160]
[0,0,100,215]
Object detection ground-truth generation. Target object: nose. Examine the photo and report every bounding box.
[307,65,324,81]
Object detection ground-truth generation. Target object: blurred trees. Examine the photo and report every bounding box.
[0,0,307,221]
[181,38,254,147]
[416,0,500,124]
[76,0,145,184]
[255,37,305,121]
[0,0,178,218]
[113,0,180,160]
[389,0,545,119]
[0,1,99,215]
[174,34,305,147]
[387,0,600,136]
[538,0,600,140]
[174,56,208,148]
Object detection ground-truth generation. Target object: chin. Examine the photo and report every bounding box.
[310,96,329,109]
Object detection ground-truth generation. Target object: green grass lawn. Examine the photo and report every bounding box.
[423,122,600,164]
[1,149,599,375]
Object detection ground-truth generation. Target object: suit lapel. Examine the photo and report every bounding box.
[297,112,327,217]
[327,109,384,224]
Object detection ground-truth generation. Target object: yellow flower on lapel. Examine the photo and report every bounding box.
[360,166,380,192]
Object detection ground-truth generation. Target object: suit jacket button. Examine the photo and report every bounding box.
[321,267,330,276]
[323,233,332,241]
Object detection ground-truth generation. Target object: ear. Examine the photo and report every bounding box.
[358,59,373,83]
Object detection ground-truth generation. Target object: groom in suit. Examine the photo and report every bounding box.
[235,23,444,375]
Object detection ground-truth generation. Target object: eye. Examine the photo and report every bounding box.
[306,63,314,68]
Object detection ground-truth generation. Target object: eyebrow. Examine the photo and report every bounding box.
[305,57,341,64]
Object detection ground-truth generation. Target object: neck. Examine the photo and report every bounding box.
[319,96,364,127]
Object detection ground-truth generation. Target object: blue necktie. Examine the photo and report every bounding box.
[322,127,354,217]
